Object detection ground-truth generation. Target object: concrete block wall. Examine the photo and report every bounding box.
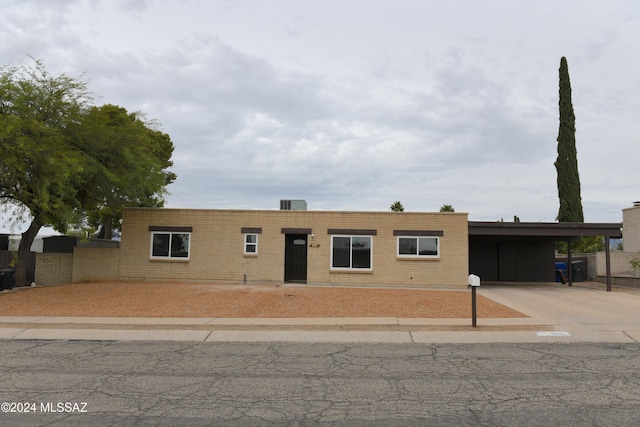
[596,251,640,277]
[35,253,73,285]
[72,247,120,282]
[623,205,640,253]
[119,208,469,288]
[597,204,640,279]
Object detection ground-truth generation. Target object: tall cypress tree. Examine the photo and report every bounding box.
[555,56,584,222]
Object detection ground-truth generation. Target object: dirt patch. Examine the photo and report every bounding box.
[0,282,526,318]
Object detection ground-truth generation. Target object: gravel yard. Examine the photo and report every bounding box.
[0,281,525,318]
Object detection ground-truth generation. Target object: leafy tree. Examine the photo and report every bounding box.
[553,57,601,255]
[70,104,176,238]
[439,204,455,212]
[556,236,605,254]
[1,58,90,286]
[0,58,175,286]
[390,201,404,212]
[580,236,605,253]
[554,57,584,223]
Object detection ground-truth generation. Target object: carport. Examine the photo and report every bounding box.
[469,222,622,291]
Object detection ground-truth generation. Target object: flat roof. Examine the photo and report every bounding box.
[469,221,622,238]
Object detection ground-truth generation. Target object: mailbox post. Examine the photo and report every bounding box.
[468,274,480,328]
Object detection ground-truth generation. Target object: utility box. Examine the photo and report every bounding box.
[280,200,307,211]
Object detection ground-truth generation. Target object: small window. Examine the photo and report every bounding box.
[397,236,439,258]
[331,235,372,270]
[151,232,190,260]
[244,234,258,254]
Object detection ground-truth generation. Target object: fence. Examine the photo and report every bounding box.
[35,253,73,285]
[595,251,640,286]
[71,247,120,282]
[32,247,120,286]
[0,250,36,284]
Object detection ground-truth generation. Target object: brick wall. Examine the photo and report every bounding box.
[35,253,73,285]
[119,208,469,288]
[72,247,120,282]
[623,205,640,253]
[596,251,640,277]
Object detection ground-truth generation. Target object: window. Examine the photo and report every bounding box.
[397,236,439,258]
[151,232,190,259]
[331,235,372,270]
[244,234,258,254]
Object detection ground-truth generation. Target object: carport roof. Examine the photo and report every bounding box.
[469,221,622,239]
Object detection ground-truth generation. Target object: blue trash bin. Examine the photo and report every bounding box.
[555,262,567,283]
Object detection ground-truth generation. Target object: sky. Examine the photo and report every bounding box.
[1,0,639,235]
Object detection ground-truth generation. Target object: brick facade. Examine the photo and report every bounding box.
[623,205,640,253]
[35,253,73,285]
[119,208,470,288]
[72,247,120,283]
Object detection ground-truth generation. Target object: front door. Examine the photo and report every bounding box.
[285,234,307,283]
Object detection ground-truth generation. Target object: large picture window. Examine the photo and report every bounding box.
[151,232,190,259]
[331,235,372,270]
[397,236,439,258]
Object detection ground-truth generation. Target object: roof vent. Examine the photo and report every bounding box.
[634,201,640,207]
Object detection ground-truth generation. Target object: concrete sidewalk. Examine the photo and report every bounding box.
[1,284,639,343]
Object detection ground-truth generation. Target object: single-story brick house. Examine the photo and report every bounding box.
[118,208,470,288]
[35,206,623,288]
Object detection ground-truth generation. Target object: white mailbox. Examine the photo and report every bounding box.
[468,274,480,287]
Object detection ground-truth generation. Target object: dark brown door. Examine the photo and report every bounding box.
[285,234,307,283]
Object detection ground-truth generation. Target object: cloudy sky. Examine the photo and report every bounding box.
[2,0,639,234]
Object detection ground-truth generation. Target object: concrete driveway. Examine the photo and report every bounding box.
[478,283,640,334]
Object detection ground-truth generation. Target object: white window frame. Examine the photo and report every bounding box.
[330,235,373,271]
[396,236,440,258]
[150,232,191,260]
[244,233,258,255]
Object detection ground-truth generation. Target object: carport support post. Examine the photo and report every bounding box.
[605,236,612,292]
[567,241,573,287]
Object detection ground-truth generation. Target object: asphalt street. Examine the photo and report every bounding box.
[2,340,640,426]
